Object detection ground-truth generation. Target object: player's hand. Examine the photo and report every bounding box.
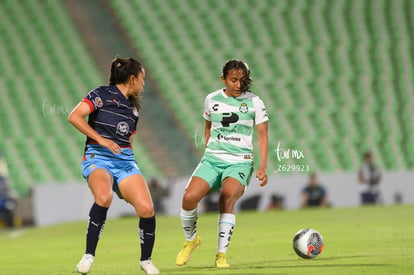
[256,168,268,187]
[98,137,121,154]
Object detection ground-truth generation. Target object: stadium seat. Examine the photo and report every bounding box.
[3,0,414,197]
[106,0,412,175]
[0,0,164,196]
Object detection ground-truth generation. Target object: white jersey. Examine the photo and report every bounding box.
[203,89,268,164]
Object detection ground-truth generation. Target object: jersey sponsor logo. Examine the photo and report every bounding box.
[217,133,241,142]
[116,121,129,136]
[221,128,236,133]
[221,112,239,127]
[94,97,103,108]
[239,103,249,113]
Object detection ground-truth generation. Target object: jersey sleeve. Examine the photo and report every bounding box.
[82,88,104,112]
[253,96,269,125]
[202,95,211,121]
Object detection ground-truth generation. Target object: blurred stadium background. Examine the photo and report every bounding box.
[0,0,413,225]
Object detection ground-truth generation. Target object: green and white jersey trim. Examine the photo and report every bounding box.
[203,89,268,164]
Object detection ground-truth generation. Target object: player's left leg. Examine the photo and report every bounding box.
[216,177,245,268]
[118,174,159,275]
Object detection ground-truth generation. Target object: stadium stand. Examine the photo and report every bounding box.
[0,0,413,197]
[0,0,162,196]
[109,0,414,173]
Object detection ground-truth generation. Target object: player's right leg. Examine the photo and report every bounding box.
[76,168,113,274]
[176,176,211,266]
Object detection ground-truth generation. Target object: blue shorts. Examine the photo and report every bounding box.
[82,144,142,196]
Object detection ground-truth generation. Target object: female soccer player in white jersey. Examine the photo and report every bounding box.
[68,58,159,275]
[176,60,269,268]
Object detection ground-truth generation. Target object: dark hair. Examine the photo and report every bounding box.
[222,59,252,92]
[109,57,143,110]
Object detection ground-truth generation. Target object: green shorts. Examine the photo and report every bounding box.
[191,158,253,192]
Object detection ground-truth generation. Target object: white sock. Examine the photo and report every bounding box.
[217,213,236,253]
[180,208,198,241]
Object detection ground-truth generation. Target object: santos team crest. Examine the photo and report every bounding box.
[239,103,248,113]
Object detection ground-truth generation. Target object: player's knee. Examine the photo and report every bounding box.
[183,190,203,205]
[137,203,154,218]
[95,192,113,207]
[220,189,238,201]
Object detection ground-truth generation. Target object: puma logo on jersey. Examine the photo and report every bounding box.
[112,99,121,107]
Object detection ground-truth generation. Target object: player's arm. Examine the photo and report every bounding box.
[68,101,121,154]
[202,94,212,147]
[256,121,268,186]
[204,120,212,147]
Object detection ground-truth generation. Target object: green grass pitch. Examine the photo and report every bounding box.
[1,205,413,274]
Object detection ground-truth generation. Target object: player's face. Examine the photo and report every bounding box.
[221,69,246,97]
[131,69,145,96]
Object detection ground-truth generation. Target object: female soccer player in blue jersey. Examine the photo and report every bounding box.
[176,60,269,268]
[68,58,159,275]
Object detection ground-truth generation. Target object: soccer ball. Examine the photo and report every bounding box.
[292,228,324,259]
